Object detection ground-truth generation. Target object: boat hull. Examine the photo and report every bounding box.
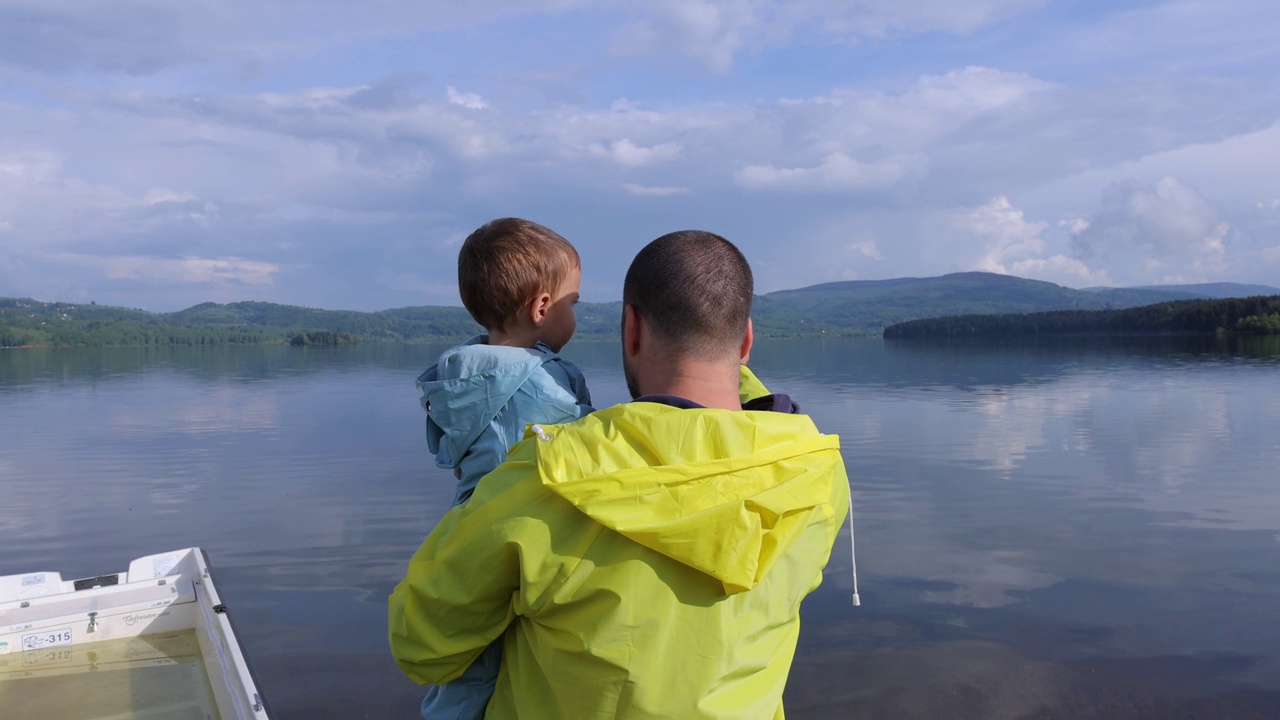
[0,548,268,719]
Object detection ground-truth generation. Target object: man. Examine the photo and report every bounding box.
[389,230,849,719]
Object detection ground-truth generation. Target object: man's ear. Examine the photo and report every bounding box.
[739,318,754,364]
[527,291,553,328]
[622,305,642,359]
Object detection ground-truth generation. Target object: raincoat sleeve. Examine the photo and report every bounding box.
[388,447,583,685]
[738,365,770,405]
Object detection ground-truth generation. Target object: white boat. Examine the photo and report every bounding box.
[0,547,269,719]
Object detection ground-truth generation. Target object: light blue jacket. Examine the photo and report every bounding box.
[415,335,592,720]
[416,335,592,506]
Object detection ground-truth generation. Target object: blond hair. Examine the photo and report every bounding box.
[458,218,580,331]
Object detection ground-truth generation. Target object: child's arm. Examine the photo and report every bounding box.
[560,359,595,417]
[455,359,589,503]
[452,427,507,505]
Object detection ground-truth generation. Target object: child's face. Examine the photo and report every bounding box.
[538,266,580,352]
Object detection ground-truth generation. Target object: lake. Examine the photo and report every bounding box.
[2,336,1279,719]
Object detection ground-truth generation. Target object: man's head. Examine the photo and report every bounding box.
[458,218,581,351]
[621,230,753,401]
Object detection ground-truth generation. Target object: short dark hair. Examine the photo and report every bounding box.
[623,230,753,359]
[458,218,580,331]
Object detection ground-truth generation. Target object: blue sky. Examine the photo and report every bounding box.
[1,0,1278,311]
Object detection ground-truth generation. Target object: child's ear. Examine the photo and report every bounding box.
[527,291,553,328]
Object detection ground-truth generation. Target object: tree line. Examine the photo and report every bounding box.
[883,296,1280,338]
[9,291,1278,349]
[0,319,277,348]
[289,331,361,346]
[1,296,622,348]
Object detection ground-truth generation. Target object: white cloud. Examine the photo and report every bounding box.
[0,1,195,75]
[614,1,749,73]
[589,138,681,167]
[1,2,1277,309]
[962,180,1239,286]
[956,196,1107,285]
[142,188,198,205]
[0,1,1054,82]
[0,147,63,184]
[1071,177,1230,282]
[1009,255,1105,285]
[1060,0,1280,76]
[964,196,1047,255]
[736,151,903,192]
[1032,121,1280,217]
[849,240,881,260]
[0,60,1264,308]
[54,254,280,286]
[957,196,1044,273]
[623,183,690,196]
[0,0,598,76]
[614,1,1043,71]
[1059,218,1089,235]
[446,86,489,110]
[768,66,1052,151]
[911,65,1053,114]
[2,64,1054,250]
[1126,178,1223,253]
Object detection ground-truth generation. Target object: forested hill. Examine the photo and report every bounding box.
[882,295,1280,338]
[751,272,1276,335]
[0,297,618,348]
[4,273,1277,347]
[1120,282,1280,299]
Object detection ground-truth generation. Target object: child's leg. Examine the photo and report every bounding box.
[419,640,503,720]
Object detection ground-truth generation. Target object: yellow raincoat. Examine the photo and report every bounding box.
[389,394,849,719]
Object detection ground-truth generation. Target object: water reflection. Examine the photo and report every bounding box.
[778,337,1280,718]
[0,344,456,389]
[2,337,1279,718]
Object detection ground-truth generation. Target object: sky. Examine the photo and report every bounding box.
[1,0,1278,312]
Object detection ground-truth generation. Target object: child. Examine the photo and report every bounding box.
[414,217,592,719]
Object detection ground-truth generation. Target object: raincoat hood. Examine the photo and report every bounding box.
[417,336,570,469]
[530,401,843,595]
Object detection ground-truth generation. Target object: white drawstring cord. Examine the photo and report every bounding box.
[849,490,860,607]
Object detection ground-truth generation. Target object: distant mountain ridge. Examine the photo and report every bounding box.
[883,295,1280,338]
[752,272,1278,335]
[4,273,1277,346]
[1126,282,1280,299]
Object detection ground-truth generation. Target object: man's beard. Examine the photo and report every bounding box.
[622,353,640,400]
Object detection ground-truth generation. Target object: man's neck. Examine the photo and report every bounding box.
[641,363,741,411]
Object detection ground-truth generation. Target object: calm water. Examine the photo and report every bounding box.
[2,337,1279,719]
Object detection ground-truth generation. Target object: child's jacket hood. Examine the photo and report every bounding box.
[416,336,583,470]
[530,401,844,595]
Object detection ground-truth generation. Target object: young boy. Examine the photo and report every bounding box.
[413,217,592,720]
